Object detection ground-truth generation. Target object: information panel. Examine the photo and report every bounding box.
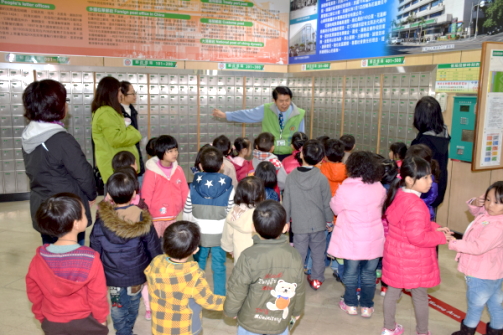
[0,0,289,64]
[289,0,393,64]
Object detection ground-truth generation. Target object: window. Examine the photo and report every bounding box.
[404,3,411,8]
[431,0,443,6]
[419,4,429,11]
[429,10,443,18]
[412,0,418,5]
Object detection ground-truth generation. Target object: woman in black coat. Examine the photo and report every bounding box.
[411,96,451,209]
[119,81,145,180]
[21,80,97,245]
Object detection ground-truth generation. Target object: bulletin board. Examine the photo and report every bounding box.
[473,42,503,171]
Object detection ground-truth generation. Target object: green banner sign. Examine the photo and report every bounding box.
[302,63,331,71]
[362,57,405,67]
[493,51,503,57]
[218,63,264,70]
[200,18,253,26]
[5,53,69,64]
[124,59,177,68]
[438,62,480,69]
[201,39,263,47]
[201,0,253,7]
[86,7,190,19]
[0,0,54,10]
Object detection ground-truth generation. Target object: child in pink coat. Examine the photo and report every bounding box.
[381,156,449,335]
[448,181,503,335]
[327,151,386,318]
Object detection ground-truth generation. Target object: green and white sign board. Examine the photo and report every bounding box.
[361,57,405,67]
[217,63,264,71]
[124,59,178,68]
[302,63,331,71]
[5,53,69,64]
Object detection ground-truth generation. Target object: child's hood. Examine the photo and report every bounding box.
[192,172,233,199]
[226,204,255,234]
[252,149,280,167]
[145,156,179,180]
[320,162,347,183]
[289,168,323,191]
[97,201,152,243]
[32,246,95,296]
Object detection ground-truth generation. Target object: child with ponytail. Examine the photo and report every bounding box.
[381,156,450,335]
[282,132,308,174]
[228,137,252,182]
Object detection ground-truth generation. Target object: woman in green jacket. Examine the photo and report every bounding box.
[92,77,142,183]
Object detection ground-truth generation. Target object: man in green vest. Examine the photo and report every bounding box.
[212,86,306,161]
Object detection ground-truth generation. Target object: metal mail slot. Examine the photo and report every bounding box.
[169,75,179,84]
[178,75,188,85]
[150,105,159,114]
[4,172,16,193]
[159,105,169,114]
[188,75,197,85]
[149,74,159,84]
[159,74,169,84]
[137,74,147,84]
[150,95,160,105]
[137,84,148,93]
[126,73,138,83]
[137,105,148,114]
[179,86,188,95]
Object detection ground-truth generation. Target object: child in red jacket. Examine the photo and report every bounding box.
[26,193,109,334]
[381,157,450,335]
[141,135,189,238]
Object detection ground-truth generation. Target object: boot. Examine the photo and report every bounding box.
[451,320,476,335]
[486,322,503,335]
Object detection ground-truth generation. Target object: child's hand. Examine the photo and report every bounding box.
[473,195,485,207]
[436,226,451,234]
[230,252,234,258]
[326,222,334,232]
[446,234,456,242]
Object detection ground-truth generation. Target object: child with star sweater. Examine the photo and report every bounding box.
[183,146,235,295]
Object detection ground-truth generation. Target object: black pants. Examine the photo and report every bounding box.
[41,315,108,335]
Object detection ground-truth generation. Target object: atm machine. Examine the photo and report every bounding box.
[449,96,477,162]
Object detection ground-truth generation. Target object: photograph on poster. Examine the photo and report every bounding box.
[289,0,503,64]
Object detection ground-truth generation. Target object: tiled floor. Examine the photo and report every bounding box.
[0,199,488,335]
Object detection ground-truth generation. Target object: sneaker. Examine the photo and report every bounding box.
[145,310,152,321]
[339,299,358,315]
[381,286,387,297]
[381,324,404,335]
[361,307,374,318]
[307,275,322,290]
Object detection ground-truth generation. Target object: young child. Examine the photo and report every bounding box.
[255,161,280,201]
[406,144,440,221]
[319,138,347,279]
[282,132,308,174]
[224,200,305,335]
[221,176,265,263]
[378,159,399,296]
[229,137,252,182]
[144,221,225,335]
[191,143,211,175]
[146,137,157,158]
[213,135,238,187]
[283,139,333,290]
[340,134,355,163]
[26,193,109,335]
[328,151,385,317]
[448,181,503,335]
[112,150,138,173]
[141,135,189,237]
[381,156,449,335]
[183,146,235,295]
[389,142,407,168]
[251,132,288,190]
[90,171,162,335]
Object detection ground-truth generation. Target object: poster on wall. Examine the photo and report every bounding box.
[0,0,289,64]
[289,0,503,64]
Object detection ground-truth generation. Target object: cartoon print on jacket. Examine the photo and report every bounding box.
[266,279,298,319]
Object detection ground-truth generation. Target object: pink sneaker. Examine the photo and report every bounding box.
[381,324,404,335]
[361,307,374,318]
[145,310,152,321]
[339,299,358,315]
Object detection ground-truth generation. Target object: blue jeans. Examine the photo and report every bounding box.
[110,286,142,335]
[343,258,379,308]
[464,277,503,329]
[237,325,289,335]
[193,246,226,295]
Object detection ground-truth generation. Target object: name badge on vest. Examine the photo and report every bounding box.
[276,139,286,147]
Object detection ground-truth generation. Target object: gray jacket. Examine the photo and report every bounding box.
[283,167,333,234]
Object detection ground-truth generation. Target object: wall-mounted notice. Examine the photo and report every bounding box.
[0,0,289,64]
[5,53,69,64]
[480,50,503,167]
[302,63,331,71]
[217,63,264,70]
[124,59,177,68]
[435,63,480,93]
[361,57,404,67]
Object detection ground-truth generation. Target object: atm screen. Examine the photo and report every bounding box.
[460,105,470,112]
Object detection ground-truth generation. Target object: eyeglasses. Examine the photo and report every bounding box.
[126,92,137,96]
